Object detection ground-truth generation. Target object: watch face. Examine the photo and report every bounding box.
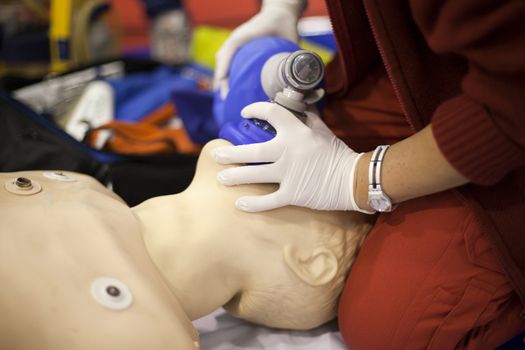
[376,200,391,212]
[368,193,392,212]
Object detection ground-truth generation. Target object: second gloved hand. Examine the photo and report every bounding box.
[213,102,370,213]
[213,0,306,97]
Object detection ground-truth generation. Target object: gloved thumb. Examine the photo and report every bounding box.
[235,191,289,212]
[284,29,300,44]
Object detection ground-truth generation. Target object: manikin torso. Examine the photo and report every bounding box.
[0,171,199,350]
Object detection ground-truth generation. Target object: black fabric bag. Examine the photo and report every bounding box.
[0,92,198,206]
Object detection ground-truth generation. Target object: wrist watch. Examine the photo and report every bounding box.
[368,145,395,212]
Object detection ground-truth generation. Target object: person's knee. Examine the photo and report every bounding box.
[336,191,476,350]
[338,284,397,350]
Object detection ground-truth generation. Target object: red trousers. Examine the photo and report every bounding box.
[324,66,525,349]
[338,191,524,349]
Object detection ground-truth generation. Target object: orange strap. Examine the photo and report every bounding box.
[85,102,201,156]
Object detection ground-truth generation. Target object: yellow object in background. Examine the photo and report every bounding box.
[190,26,231,70]
[190,26,334,71]
[50,0,107,72]
[50,0,73,72]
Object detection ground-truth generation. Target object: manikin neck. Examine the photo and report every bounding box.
[132,192,245,320]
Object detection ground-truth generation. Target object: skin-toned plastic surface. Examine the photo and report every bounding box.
[0,172,199,350]
[0,139,372,349]
[135,139,373,329]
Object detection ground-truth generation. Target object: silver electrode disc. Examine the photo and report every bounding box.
[91,277,133,311]
[4,177,42,196]
[43,171,77,182]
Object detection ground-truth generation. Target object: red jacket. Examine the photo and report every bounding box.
[325,0,525,307]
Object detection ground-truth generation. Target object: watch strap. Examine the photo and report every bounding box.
[369,145,389,191]
[368,145,395,212]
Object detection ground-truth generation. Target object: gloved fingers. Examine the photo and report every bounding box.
[241,102,304,131]
[213,22,266,85]
[214,44,235,88]
[235,190,289,212]
[287,30,300,43]
[213,142,281,164]
[217,163,280,186]
[217,78,229,100]
[279,24,300,43]
[214,33,246,86]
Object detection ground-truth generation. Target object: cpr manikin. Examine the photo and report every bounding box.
[0,139,372,349]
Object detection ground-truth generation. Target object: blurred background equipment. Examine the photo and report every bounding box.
[0,0,334,206]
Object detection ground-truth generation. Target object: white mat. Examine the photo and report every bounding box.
[194,308,347,350]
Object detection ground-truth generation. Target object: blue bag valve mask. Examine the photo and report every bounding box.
[215,37,325,146]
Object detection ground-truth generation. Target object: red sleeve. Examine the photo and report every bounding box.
[411,0,525,185]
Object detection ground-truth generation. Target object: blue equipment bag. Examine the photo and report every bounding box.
[0,59,198,206]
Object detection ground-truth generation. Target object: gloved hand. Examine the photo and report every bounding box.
[213,102,372,213]
[213,0,306,97]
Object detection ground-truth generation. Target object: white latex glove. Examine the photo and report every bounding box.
[213,0,306,97]
[213,102,371,213]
